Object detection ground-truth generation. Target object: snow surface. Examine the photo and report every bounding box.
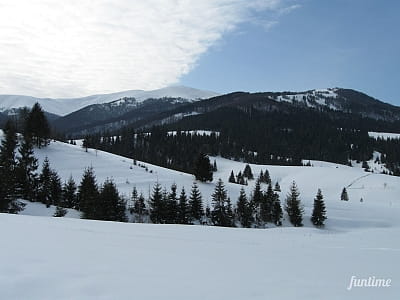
[0,86,219,116]
[368,131,400,140]
[1,137,400,299]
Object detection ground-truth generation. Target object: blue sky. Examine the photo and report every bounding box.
[1,0,398,105]
[181,0,400,105]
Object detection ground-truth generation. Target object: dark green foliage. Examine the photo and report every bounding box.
[271,193,283,226]
[78,167,99,219]
[0,120,19,212]
[97,179,127,222]
[165,183,178,224]
[149,182,164,224]
[16,137,38,201]
[177,187,190,224]
[274,182,281,192]
[251,180,263,206]
[236,188,254,228]
[285,181,304,227]
[50,170,62,207]
[260,184,274,223]
[62,176,78,209]
[341,187,349,201]
[263,169,271,185]
[311,189,327,227]
[243,164,254,180]
[193,153,213,182]
[37,157,53,207]
[211,179,234,227]
[228,170,236,183]
[25,102,50,148]
[189,182,203,223]
[54,206,67,217]
[131,186,147,223]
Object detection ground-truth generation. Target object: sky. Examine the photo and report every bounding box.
[0,0,399,105]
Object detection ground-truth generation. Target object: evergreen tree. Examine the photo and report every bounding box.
[243,164,254,180]
[237,171,245,185]
[50,170,62,207]
[211,179,234,227]
[54,206,67,217]
[271,192,283,226]
[260,184,274,223]
[340,187,349,201]
[285,181,304,227]
[213,160,218,172]
[25,102,50,148]
[264,169,272,185]
[98,179,127,222]
[0,121,21,213]
[177,187,189,224]
[78,167,99,219]
[189,182,204,223]
[149,182,164,224]
[274,182,281,192]
[193,153,213,182]
[62,176,77,209]
[165,183,178,223]
[311,189,327,227]
[236,188,254,228]
[228,170,236,183]
[37,157,53,207]
[134,193,147,223]
[251,179,263,206]
[16,137,38,201]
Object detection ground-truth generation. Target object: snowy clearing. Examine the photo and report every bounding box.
[368,131,400,140]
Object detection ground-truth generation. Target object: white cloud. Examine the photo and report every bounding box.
[0,0,291,97]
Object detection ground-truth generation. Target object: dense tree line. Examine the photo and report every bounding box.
[80,105,400,176]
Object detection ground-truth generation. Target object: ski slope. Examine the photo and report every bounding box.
[1,138,400,299]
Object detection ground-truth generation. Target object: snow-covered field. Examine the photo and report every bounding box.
[1,139,400,299]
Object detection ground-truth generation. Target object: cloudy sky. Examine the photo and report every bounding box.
[0,0,399,105]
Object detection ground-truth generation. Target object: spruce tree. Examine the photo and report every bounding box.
[236,188,254,228]
[193,153,213,182]
[149,182,164,224]
[243,164,254,180]
[260,184,274,224]
[177,187,189,224]
[16,137,38,201]
[25,102,50,148]
[271,192,283,226]
[62,176,77,209]
[340,187,349,201]
[211,179,233,227]
[78,167,99,219]
[274,182,281,192]
[264,169,272,185]
[228,170,236,183]
[134,193,147,223]
[0,120,18,212]
[189,182,203,223]
[50,170,62,207]
[37,157,53,207]
[98,179,127,222]
[285,181,304,227]
[311,189,327,227]
[130,186,138,214]
[165,183,178,223]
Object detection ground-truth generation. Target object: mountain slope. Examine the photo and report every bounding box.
[0,86,219,116]
[1,138,400,299]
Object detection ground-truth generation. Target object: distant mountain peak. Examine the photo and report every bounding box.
[0,85,219,116]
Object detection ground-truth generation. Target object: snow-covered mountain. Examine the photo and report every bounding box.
[0,86,219,116]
